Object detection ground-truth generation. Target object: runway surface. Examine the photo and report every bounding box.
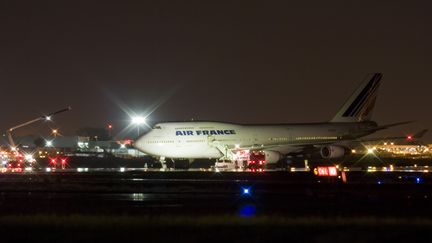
[0,170,431,217]
[0,169,432,242]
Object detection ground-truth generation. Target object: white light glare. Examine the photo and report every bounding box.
[46,141,53,147]
[132,116,146,125]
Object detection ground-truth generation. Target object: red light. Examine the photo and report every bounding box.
[317,167,329,176]
[328,166,338,176]
[108,124,113,129]
[316,166,338,177]
[407,135,413,140]
[60,158,67,169]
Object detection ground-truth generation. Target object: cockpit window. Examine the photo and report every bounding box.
[153,125,162,129]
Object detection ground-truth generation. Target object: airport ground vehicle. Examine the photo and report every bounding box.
[246,151,266,171]
[214,151,266,171]
[4,160,24,172]
[214,160,238,171]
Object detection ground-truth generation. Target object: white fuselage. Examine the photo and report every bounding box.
[134,121,377,159]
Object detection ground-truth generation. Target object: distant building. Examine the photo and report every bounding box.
[0,135,146,158]
[368,142,430,157]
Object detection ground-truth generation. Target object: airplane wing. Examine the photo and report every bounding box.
[229,140,336,153]
[224,129,428,155]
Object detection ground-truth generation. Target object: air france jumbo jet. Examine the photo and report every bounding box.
[134,73,424,164]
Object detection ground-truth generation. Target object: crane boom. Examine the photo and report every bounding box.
[7,106,72,149]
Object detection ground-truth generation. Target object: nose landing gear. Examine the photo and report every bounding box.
[159,157,167,170]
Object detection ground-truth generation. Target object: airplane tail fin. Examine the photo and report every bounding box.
[330,73,383,123]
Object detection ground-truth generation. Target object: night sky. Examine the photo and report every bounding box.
[0,1,431,140]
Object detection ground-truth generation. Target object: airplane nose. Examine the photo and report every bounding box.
[134,134,148,152]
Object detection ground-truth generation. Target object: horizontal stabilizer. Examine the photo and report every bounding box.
[360,129,428,142]
[365,121,413,133]
[414,129,428,139]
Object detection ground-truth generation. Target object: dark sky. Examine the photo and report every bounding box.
[0,1,431,140]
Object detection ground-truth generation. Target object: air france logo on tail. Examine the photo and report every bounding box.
[331,73,382,123]
[176,130,236,136]
[342,73,382,119]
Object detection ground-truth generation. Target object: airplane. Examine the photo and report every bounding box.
[134,73,424,166]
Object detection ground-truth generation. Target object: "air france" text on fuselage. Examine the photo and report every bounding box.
[175,130,236,136]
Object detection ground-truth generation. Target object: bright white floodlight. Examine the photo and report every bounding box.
[132,116,146,125]
[45,140,53,147]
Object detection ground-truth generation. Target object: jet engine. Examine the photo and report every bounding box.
[263,150,284,164]
[320,146,348,159]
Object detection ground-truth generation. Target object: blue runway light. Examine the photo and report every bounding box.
[416,177,421,184]
[377,181,382,185]
[242,187,251,195]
